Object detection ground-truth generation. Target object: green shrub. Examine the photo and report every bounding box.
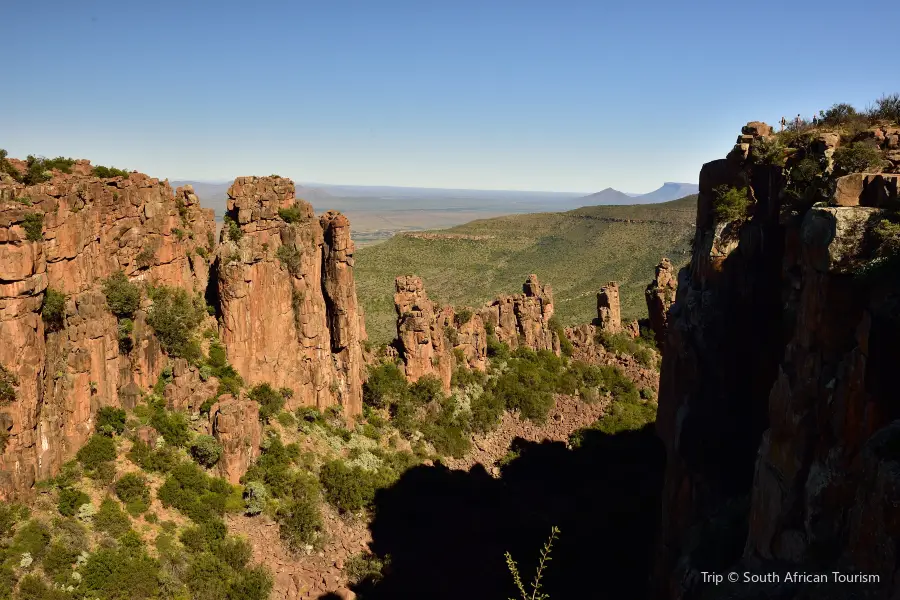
[319,460,391,513]
[89,461,118,487]
[93,165,130,178]
[833,142,887,176]
[276,244,302,274]
[190,435,224,468]
[443,325,459,346]
[135,245,156,268]
[225,564,273,600]
[13,520,51,559]
[118,318,134,353]
[487,334,510,359]
[96,406,127,436]
[224,215,243,242]
[597,331,654,368]
[79,545,162,599]
[0,148,21,180]
[490,349,564,423]
[243,481,268,516]
[409,374,443,405]
[16,574,70,600]
[157,462,236,524]
[247,383,286,422]
[419,397,472,457]
[115,473,151,515]
[870,93,900,123]
[57,488,90,517]
[451,364,487,388]
[127,440,180,473]
[470,389,505,433]
[455,309,473,325]
[277,204,307,223]
[23,212,44,241]
[345,551,390,586]
[42,540,79,581]
[150,409,192,448]
[363,362,409,409]
[94,498,132,538]
[0,364,17,404]
[41,287,66,331]
[712,186,750,222]
[591,400,657,435]
[103,271,141,317]
[277,496,324,551]
[76,434,117,470]
[821,102,859,125]
[749,135,785,166]
[276,411,297,428]
[147,286,206,361]
[874,219,900,257]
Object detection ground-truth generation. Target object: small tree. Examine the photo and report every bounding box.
[96,406,127,436]
[41,288,67,331]
[833,142,887,176]
[712,186,750,222]
[191,435,224,468]
[0,364,17,404]
[22,213,44,241]
[248,384,286,422]
[103,271,141,317]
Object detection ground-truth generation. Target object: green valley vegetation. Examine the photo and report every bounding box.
[355,196,696,344]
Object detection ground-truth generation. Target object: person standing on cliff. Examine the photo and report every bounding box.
[795,114,802,128]
[812,113,819,126]
[780,116,786,132]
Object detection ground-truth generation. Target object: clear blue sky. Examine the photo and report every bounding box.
[4,0,897,193]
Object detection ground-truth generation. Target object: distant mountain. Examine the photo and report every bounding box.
[631,182,699,204]
[579,182,699,205]
[578,188,634,205]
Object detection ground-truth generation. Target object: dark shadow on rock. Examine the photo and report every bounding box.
[353,424,665,600]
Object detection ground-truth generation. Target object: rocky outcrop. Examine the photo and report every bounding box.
[210,395,262,484]
[645,258,677,350]
[216,177,366,417]
[655,122,900,599]
[479,274,559,354]
[833,172,900,207]
[596,281,622,333]
[393,274,559,388]
[393,276,487,389]
[0,162,214,498]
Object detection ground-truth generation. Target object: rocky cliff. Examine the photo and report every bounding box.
[0,164,214,497]
[215,177,367,417]
[392,274,559,388]
[656,122,900,599]
[0,162,368,498]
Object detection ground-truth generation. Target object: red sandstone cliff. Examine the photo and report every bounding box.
[215,177,367,417]
[0,164,214,497]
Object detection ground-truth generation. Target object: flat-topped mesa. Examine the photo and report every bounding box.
[216,176,366,417]
[0,160,216,498]
[479,274,559,353]
[596,281,622,334]
[393,274,559,389]
[644,258,677,350]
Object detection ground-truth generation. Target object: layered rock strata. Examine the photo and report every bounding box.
[645,258,678,350]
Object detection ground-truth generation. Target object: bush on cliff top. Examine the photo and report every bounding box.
[146,285,206,361]
[832,142,887,176]
[41,287,66,331]
[871,93,900,123]
[93,165,130,178]
[277,203,307,224]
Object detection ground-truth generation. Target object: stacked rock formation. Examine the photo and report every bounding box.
[0,163,214,497]
[655,122,900,599]
[644,258,677,350]
[596,282,622,333]
[393,274,559,389]
[216,177,367,417]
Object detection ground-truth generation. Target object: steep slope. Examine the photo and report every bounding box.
[355,195,696,343]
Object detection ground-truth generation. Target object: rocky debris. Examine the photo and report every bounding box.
[216,177,367,417]
[832,172,900,207]
[596,281,623,333]
[393,275,559,388]
[226,504,371,599]
[210,395,261,484]
[644,258,677,350]
[0,161,214,499]
[655,122,900,599]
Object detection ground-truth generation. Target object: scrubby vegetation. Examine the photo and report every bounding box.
[247,384,288,423]
[41,288,67,332]
[190,435,224,468]
[95,407,127,436]
[22,213,44,242]
[102,271,141,318]
[146,285,207,361]
[712,186,750,223]
[92,165,130,178]
[223,215,243,242]
[0,364,17,405]
[277,203,307,224]
[596,330,655,368]
[832,142,887,176]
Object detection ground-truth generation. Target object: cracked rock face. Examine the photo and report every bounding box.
[393,274,559,390]
[215,177,367,418]
[0,165,214,498]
